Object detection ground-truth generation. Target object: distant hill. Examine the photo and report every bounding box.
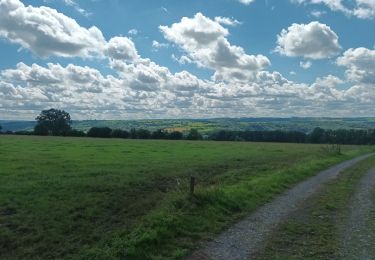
[1,118,374,133]
[0,120,36,132]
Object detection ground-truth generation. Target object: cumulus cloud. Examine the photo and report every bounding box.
[0,0,140,62]
[160,13,270,82]
[171,54,193,65]
[0,0,106,58]
[354,0,375,19]
[2,59,373,119]
[292,0,375,19]
[275,21,341,59]
[337,47,375,85]
[0,2,372,119]
[105,37,139,61]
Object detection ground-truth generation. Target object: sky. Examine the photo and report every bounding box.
[0,0,374,120]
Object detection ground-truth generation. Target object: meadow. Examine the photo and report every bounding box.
[0,136,372,259]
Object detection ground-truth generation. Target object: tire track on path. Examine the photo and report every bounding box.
[341,166,375,259]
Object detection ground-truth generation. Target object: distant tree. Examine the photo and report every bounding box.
[136,129,151,139]
[87,127,112,138]
[14,131,33,136]
[308,127,326,143]
[152,129,167,139]
[66,129,86,137]
[111,129,130,139]
[0,125,2,133]
[186,129,203,140]
[34,122,49,136]
[168,131,183,140]
[130,128,137,139]
[35,109,72,136]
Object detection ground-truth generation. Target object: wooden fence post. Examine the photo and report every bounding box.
[190,176,195,194]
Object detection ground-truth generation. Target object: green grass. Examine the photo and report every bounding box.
[0,136,372,259]
[257,155,375,259]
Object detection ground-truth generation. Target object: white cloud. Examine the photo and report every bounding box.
[311,10,326,17]
[337,47,375,85]
[291,0,351,13]
[292,0,375,19]
[214,16,242,26]
[1,61,373,119]
[275,21,341,59]
[160,13,270,82]
[0,2,372,119]
[300,61,312,69]
[172,54,193,65]
[105,37,139,62]
[62,0,91,17]
[237,0,256,5]
[128,29,138,35]
[0,0,106,58]
[152,40,169,50]
[354,0,375,19]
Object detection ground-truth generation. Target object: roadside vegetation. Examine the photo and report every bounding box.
[0,135,372,259]
[256,155,375,259]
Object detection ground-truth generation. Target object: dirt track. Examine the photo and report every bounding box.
[190,154,373,260]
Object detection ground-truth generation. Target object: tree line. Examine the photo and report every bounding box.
[208,128,375,145]
[0,109,374,145]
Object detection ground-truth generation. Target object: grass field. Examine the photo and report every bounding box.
[0,136,372,259]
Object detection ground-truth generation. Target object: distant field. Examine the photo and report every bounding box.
[1,117,374,133]
[0,136,372,259]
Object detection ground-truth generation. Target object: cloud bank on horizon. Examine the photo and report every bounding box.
[0,0,374,119]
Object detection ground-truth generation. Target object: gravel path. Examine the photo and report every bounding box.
[341,166,375,259]
[190,154,373,260]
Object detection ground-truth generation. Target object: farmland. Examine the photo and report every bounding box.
[1,117,374,133]
[0,136,372,259]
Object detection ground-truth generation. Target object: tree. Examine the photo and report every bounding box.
[308,127,325,143]
[168,131,183,140]
[136,129,151,139]
[87,127,112,138]
[152,129,167,139]
[0,125,2,133]
[111,129,130,139]
[34,123,49,136]
[35,109,72,136]
[186,129,203,140]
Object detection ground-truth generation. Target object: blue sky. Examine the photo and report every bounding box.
[0,0,374,119]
